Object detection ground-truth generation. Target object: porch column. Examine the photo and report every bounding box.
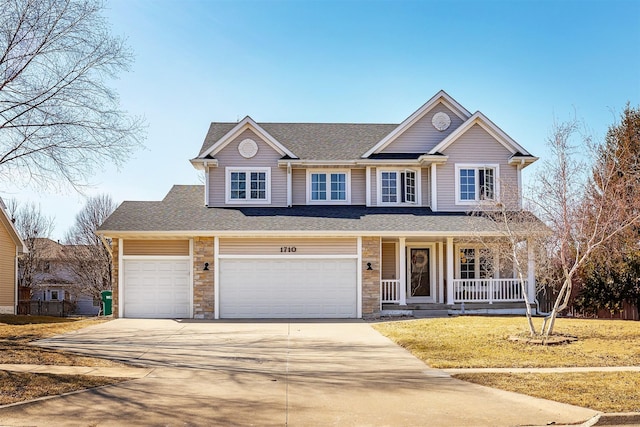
[437,242,444,303]
[399,237,407,306]
[527,238,536,303]
[446,237,454,305]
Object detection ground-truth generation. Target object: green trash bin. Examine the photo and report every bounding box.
[101,290,113,316]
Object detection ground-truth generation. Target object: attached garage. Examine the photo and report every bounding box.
[219,258,357,318]
[123,259,191,318]
[121,240,192,319]
[217,238,359,319]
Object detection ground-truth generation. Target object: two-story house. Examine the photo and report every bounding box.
[27,238,102,316]
[98,90,540,319]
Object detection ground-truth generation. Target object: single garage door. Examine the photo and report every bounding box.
[219,258,357,318]
[123,259,190,318]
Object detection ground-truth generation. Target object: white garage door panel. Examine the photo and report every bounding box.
[124,260,190,318]
[220,258,357,319]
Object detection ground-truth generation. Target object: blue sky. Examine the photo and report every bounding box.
[7,0,640,239]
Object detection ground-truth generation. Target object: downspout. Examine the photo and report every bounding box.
[287,162,292,207]
[204,161,210,207]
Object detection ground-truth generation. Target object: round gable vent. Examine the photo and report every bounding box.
[432,112,451,131]
[238,138,258,158]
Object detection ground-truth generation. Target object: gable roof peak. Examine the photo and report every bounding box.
[362,90,472,158]
[196,115,297,160]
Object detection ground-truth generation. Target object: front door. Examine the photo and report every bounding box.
[408,247,432,299]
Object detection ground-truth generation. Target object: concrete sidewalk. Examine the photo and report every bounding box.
[0,363,153,378]
[0,319,604,426]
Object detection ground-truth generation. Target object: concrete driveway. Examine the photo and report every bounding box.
[0,319,597,426]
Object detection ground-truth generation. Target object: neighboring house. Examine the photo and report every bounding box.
[0,197,26,314]
[28,238,101,316]
[98,90,540,319]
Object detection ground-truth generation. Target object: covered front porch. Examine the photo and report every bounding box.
[378,237,536,313]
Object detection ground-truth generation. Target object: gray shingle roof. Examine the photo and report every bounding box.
[98,185,543,235]
[198,122,398,160]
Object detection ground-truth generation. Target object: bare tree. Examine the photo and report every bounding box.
[531,117,640,336]
[6,200,55,290]
[64,194,115,302]
[0,0,145,190]
[469,183,550,336]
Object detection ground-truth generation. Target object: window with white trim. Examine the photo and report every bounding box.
[456,164,498,204]
[378,169,418,205]
[307,170,349,203]
[226,167,271,203]
[458,246,495,279]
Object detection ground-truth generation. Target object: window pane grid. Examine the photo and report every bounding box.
[330,173,346,200]
[460,169,475,201]
[229,171,267,200]
[404,171,416,203]
[381,172,397,203]
[460,248,476,279]
[230,172,246,199]
[311,173,326,200]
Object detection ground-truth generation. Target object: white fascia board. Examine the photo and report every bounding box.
[199,116,298,159]
[278,160,357,167]
[429,112,531,156]
[508,156,539,168]
[190,158,218,170]
[362,90,472,158]
[100,229,514,239]
[417,154,449,165]
[0,206,26,253]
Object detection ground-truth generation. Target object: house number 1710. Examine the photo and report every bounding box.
[280,246,297,253]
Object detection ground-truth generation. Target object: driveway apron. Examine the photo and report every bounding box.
[0,319,597,427]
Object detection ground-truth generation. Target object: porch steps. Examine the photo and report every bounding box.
[412,309,451,318]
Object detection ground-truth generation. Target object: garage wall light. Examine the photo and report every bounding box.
[203,262,209,271]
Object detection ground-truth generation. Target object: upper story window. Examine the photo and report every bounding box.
[225,167,271,204]
[455,164,499,205]
[377,169,419,205]
[307,170,350,204]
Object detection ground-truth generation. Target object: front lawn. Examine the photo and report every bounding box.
[373,316,640,413]
[0,315,126,406]
[372,316,640,368]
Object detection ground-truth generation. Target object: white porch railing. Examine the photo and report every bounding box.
[453,279,526,303]
[381,280,400,303]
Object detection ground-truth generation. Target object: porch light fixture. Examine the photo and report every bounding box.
[367,262,373,270]
[203,262,209,271]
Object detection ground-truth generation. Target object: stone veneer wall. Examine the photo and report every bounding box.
[193,237,215,319]
[361,236,381,318]
[111,239,119,318]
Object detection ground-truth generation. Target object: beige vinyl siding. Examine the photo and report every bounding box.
[380,104,465,154]
[123,240,190,256]
[438,124,519,211]
[208,129,287,207]
[0,223,16,308]
[421,167,430,208]
[369,167,377,206]
[219,238,357,255]
[351,169,366,205]
[292,168,306,205]
[381,241,397,280]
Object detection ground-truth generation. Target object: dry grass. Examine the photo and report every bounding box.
[0,371,121,406]
[0,315,122,366]
[0,315,128,406]
[454,372,640,413]
[373,316,640,413]
[372,316,640,368]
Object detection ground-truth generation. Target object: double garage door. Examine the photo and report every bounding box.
[219,258,357,318]
[122,254,357,319]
